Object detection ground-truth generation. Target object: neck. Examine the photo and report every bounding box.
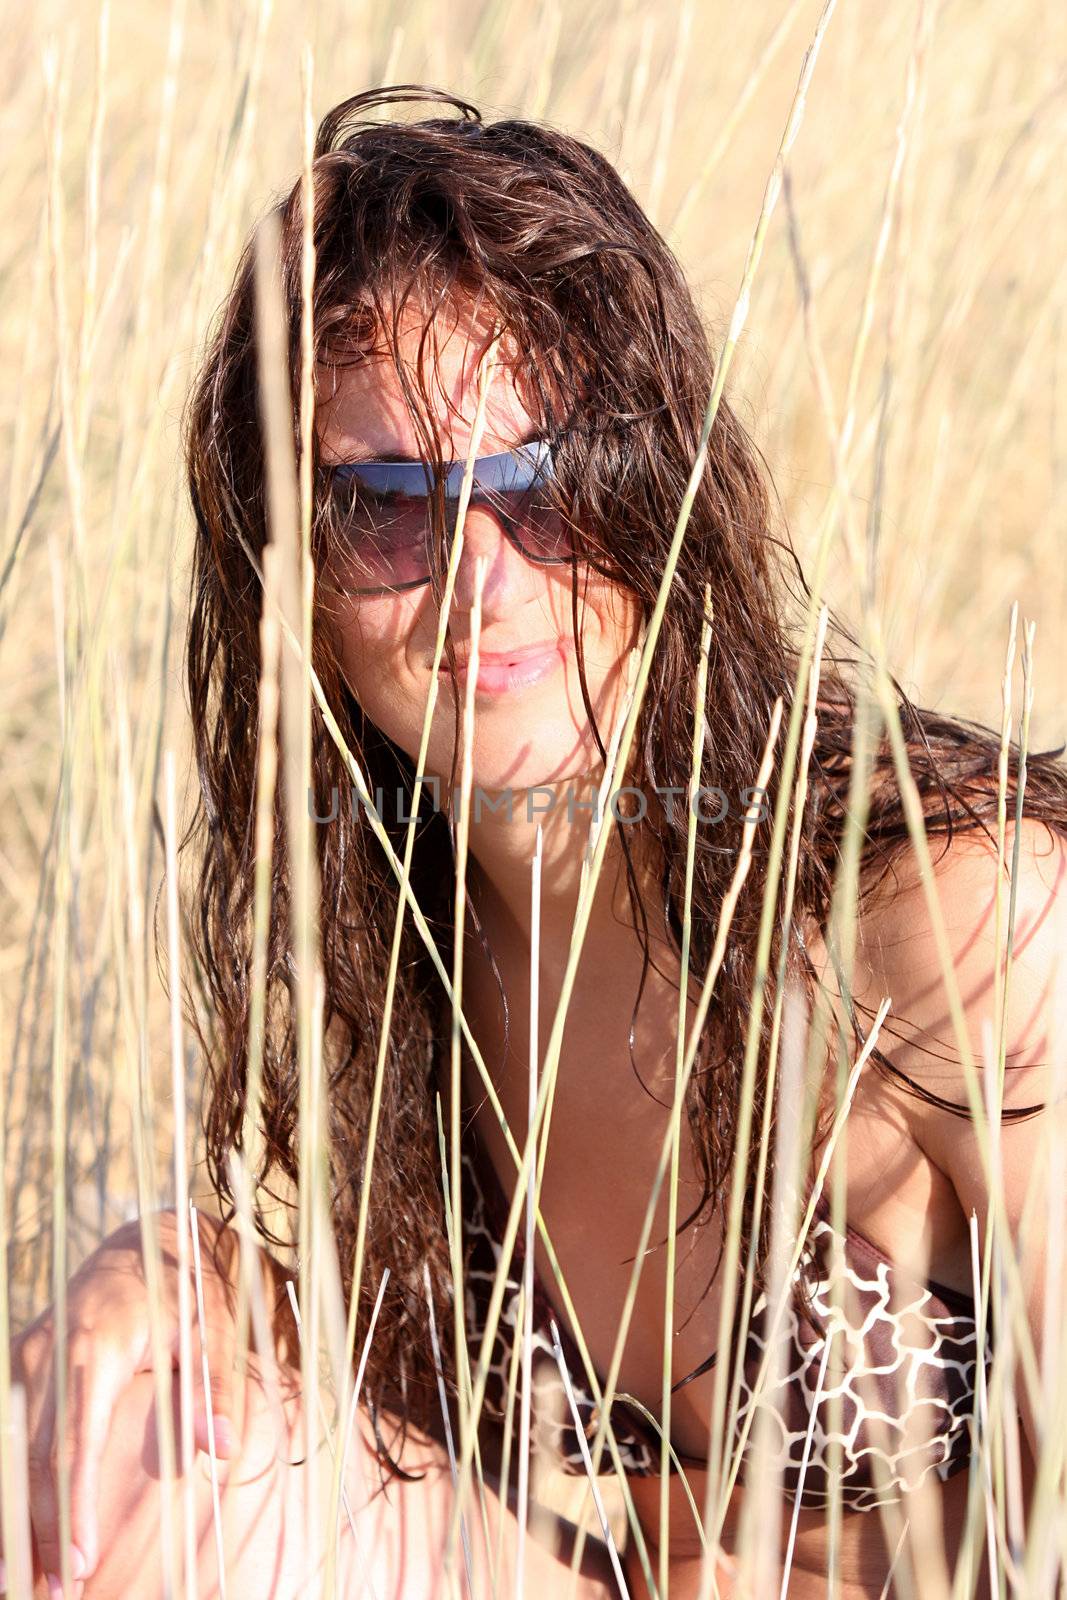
[445,779,680,1083]
[456,774,658,945]
[449,780,696,1128]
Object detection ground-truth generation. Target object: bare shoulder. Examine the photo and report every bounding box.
[794,817,1067,1285]
[832,814,1067,1465]
[845,814,1067,1159]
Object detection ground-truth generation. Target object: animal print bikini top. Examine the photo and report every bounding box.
[460,1134,993,1514]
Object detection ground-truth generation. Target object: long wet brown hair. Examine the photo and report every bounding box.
[172,85,1067,1462]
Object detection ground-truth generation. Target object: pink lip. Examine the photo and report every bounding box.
[437,639,566,696]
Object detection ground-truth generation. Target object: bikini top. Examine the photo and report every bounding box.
[460,1135,994,1514]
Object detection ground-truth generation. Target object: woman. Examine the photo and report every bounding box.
[9,85,1067,1599]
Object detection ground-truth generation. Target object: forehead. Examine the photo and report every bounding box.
[314,299,536,464]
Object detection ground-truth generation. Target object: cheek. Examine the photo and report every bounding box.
[328,595,423,732]
[332,592,412,669]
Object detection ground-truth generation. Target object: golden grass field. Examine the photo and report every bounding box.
[2,0,1066,1592]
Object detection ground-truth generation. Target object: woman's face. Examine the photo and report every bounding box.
[316,306,644,794]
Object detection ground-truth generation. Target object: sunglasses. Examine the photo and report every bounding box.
[317,437,577,596]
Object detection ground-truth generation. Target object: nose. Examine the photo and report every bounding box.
[446,501,541,618]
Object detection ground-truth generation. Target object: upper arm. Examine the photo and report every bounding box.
[851,816,1067,1460]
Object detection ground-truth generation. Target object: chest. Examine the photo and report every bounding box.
[459,964,972,1463]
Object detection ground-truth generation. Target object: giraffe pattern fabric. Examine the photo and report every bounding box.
[459,1142,994,1512]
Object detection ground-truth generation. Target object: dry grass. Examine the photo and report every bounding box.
[2,0,1066,1594]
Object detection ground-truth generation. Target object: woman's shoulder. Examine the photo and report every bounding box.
[825,819,1062,1145]
[800,816,1067,1291]
[839,814,1067,1465]
[857,812,1064,950]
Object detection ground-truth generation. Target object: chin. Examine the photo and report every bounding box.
[413,726,597,806]
[458,740,588,795]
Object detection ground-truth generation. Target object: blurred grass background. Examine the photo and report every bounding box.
[1,0,1064,1461]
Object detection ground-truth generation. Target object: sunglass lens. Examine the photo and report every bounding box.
[329,482,432,591]
[479,485,577,563]
[321,457,577,595]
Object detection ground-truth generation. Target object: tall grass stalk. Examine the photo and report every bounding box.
[1023,611,1067,1596]
[224,1153,297,1536]
[113,664,182,1600]
[41,36,89,1593]
[0,1387,33,1596]
[667,0,808,244]
[656,585,713,1598]
[435,1076,508,1595]
[189,1205,229,1598]
[548,1317,631,1596]
[513,822,543,1600]
[253,199,330,1597]
[818,675,881,1600]
[445,547,494,1593]
[163,750,197,1600]
[5,2,1066,1596]
[730,610,830,1590]
[233,536,283,1398]
[424,1255,475,1600]
[738,980,809,1598]
[334,1264,391,1598]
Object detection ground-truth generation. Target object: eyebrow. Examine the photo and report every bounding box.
[340,428,543,466]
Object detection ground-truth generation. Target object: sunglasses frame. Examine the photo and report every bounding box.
[319,436,577,597]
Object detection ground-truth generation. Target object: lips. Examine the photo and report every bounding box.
[435,638,566,696]
[436,639,560,673]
